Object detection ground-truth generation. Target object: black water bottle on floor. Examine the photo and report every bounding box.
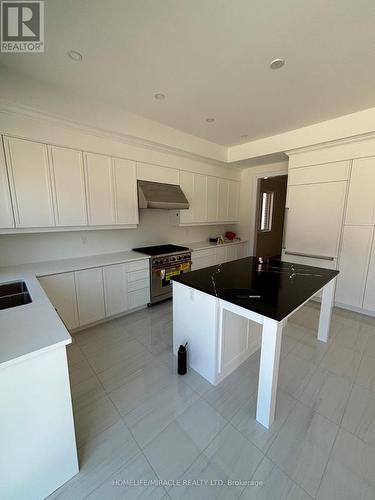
[178,343,188,375]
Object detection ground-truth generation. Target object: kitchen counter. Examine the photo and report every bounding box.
[0,250,148,369]
[173,257,338,321]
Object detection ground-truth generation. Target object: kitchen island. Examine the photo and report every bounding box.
[172,257,338,428]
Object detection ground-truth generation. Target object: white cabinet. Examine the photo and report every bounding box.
[194,173,207,222]
[207,177,219,222]
[288,161,350,185]
[39,272,79,330]
[0,142,14,228]
[228,181,240,222]
[216,246,228,265]
[227,244,237,262]
[191,248,217,271]
[346,157,375,225]
[84,153,115,225]
[363,234,375,311]
[103,263,128,317]
[335,226,374,307]
[218,179,229,222]
[137,162,179,185]
[285,181,347,259]
[49,146,87,226]
[179,171,197,224]
[4,137,55,227]
[75,267,105,325]
[113,158,138,225]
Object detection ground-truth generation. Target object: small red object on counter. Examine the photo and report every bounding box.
[224,231,236,240]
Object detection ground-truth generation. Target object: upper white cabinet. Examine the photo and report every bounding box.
[137,162,179,185]
[206,176,219,222]
[179,172,240,226]
[335,226,374,308]
[346,157,375,225]
[288,161,350,185]
[84,153,115,225]
[4,137,55,227]
[75,267,106,326]
[285,181,347,259]
[49,146,87,226]
[39,272,79,330]
[0,142,14,228]
[113,158,138,225]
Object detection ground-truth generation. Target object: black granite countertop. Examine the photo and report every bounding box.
[172,257,339,321]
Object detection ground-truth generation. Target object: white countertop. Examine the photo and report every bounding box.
[0,250,148,369]
[188,239,248,251]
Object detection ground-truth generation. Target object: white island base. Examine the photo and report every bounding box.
[173,278,336,429]
[0,345,79,499]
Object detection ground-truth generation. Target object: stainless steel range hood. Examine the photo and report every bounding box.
[137,180,189,210]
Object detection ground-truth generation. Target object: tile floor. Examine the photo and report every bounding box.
[49,300,375,499]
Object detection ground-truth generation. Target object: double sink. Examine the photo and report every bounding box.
[0,281,32,310]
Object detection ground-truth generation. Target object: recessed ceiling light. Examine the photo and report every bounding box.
[154,93,166,100]
[270,58,285,70]
[67,50,83,62]
[206,118,215,123]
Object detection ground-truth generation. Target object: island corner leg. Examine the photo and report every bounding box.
[256,317,283,429]
[317,277,336,343]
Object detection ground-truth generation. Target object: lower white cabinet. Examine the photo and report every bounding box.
[75,268,106,325]
[39,272,79,330]
[103,263,127,317]
[39,258,150,330]
[336,226,374,308]
[192,243,248,270]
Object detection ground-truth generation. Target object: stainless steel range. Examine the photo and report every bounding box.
[132,244,192,304]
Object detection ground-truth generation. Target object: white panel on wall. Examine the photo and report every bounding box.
[346,157,375,226]
[49,146,87,226]
[5,137,55,227]
[84,152,115,225]
[336,225,374,307]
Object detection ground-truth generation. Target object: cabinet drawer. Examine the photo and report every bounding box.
[127,268,149,282]
[288,161,350,185]
[126,259,149,273]
[128,278,149,292]
[128,288,150,309]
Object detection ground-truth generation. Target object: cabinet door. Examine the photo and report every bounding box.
[216,246,228,264]
[194,173,207,222]
[285,181,346,258]
[49,146,87,226]
[113,158,138,225]
[207,177,219,222]
[39,273,79,330]
[103,263,128,317]
[237,243,247,259]
[346,157,375,225]
[179,171,194,224]
[191,248,216,270]
[75,268,105,326]
[84,153,115,225]
[0,140,14,228]
[227,245,237,262]
[5,137,55,227]
[363,234,375,311]
[137,162,179,185]
[218,179,229,222]
[335,226,373,307]
[228,181,240,221]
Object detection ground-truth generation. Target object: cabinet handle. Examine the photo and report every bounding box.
[282,207,289,250]
[284,250,335,261]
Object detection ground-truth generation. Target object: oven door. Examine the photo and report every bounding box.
[151,262,191,303]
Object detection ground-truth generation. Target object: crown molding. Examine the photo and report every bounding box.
[0,99,229,167]
[285,130,375,156]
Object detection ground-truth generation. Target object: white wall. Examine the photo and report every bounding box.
[238,161,289,255]
[0,211,235,266]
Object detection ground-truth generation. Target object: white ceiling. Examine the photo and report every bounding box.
[1,0,375,147]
